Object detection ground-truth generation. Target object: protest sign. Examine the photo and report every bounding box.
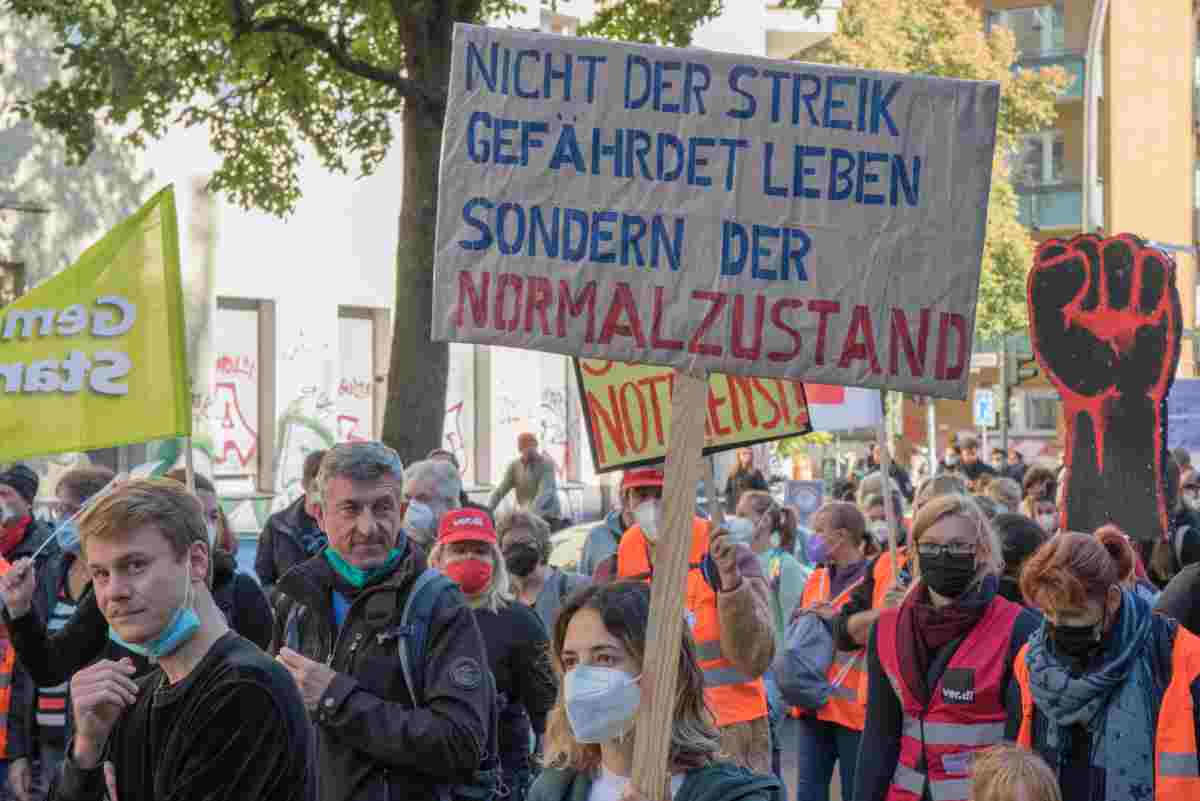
[576,357,811,472]
[805,383,882,431]
[432,24,999,400]
[1168,379,1200,454]
[0,187,190,462]
[1029,233,1181,543]
[784,480,824,527]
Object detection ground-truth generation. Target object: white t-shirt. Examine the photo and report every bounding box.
[587,767,685,801]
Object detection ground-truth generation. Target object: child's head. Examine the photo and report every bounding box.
[970,745,1061,801]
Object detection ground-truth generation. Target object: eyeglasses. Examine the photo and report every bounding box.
[916,541,977,559]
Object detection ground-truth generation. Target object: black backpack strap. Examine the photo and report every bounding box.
[283,602,305,653]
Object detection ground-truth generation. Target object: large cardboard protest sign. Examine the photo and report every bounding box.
[1029,233,1181,542]
[0,187,190,462]
[576,357,811,472]
[432,24,999,399]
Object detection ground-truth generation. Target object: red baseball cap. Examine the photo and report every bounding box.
[438,508,498,546]
[621,467,665,492]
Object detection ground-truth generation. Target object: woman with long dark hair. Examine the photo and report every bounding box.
[725,449,768,516]
[531,581,781,801]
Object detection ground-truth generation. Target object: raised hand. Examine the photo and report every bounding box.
[1028,233,1181,540]
[0,559,37,619]
[71,659,139,769]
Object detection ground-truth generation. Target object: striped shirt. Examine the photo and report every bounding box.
[36,591,77,745]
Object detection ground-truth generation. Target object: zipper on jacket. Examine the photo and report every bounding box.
[327,584,389,668]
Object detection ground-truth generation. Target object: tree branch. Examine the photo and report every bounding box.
[227,0,445,113]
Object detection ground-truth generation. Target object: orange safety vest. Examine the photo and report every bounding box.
[1014,627,1200,801]
[617,519,768,728]
[871,548,910,609]
[790,566,868,730]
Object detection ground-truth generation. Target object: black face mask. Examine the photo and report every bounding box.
[921,552,976,598]
[1049,611,1106,668]
[504,544,541,578]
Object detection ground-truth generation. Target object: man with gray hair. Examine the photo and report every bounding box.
[403,459,464,552]
[271,442,494,801]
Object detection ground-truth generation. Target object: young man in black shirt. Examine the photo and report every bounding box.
[52,479,312,801]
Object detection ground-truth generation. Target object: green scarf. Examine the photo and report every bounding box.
[324,547,404,589]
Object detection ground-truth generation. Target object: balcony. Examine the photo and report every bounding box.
[1016,184,1082,231]
[1014,50,1085,100]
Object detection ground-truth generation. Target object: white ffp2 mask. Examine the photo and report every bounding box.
[634,500,662,542]
[564,665,641,744]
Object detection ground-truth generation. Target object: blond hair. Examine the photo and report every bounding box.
[910,494,1004,590]
[915,473,969,511]
[79,479,211,584]
[429,537,513,613]
[987,478,1021,513]
[970,744,1061,801]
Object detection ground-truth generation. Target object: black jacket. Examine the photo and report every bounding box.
[1157,564,1200,636]
[255,496,327,592]
[0,518,56,761]
[7,548,271,691]
[211,548,273,651]
[270,546,493,801]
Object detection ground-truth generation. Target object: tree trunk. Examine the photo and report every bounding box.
[382,31,451,466]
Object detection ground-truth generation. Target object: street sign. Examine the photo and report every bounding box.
[971,352,999,369]
[974,389,996,428]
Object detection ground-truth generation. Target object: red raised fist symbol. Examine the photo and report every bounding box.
[1028,233,1181,541]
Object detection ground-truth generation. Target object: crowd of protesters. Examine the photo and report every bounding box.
[0,433,1190,801]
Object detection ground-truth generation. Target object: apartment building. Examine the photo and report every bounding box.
[896,1,1198,471]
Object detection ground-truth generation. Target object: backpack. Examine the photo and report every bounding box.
[773,611,836,710]
[283,571,504,801]
[772,572,862,711]
[399,569,503,801]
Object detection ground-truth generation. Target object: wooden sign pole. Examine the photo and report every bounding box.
[876,398,900,586]
[630,368,709,801]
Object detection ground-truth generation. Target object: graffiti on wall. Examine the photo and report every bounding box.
[538,386,575,480]
[212,353,259,475]
[444,400,470,476]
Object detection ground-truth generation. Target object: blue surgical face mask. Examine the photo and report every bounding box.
[108,563,200,662]
[54,519,81,556]
[403,502,436,545]
[564,665,641,744]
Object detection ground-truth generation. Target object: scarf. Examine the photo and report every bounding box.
[323,546,405,591]
[0,517,30,560]
[827,559,868,600]
[1024,590,1157,801]
[897,574,997,707]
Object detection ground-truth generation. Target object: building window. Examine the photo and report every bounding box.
[1024,392,1059,433]
[985,3,1065,58]
[212,297,276,492]
[541,9,579,35]
[1015,131,1065,187]
[337,307,390,442]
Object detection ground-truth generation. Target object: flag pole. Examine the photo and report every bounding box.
[184,437,196,493]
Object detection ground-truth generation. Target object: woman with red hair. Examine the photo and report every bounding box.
[1013,531,1200,801]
